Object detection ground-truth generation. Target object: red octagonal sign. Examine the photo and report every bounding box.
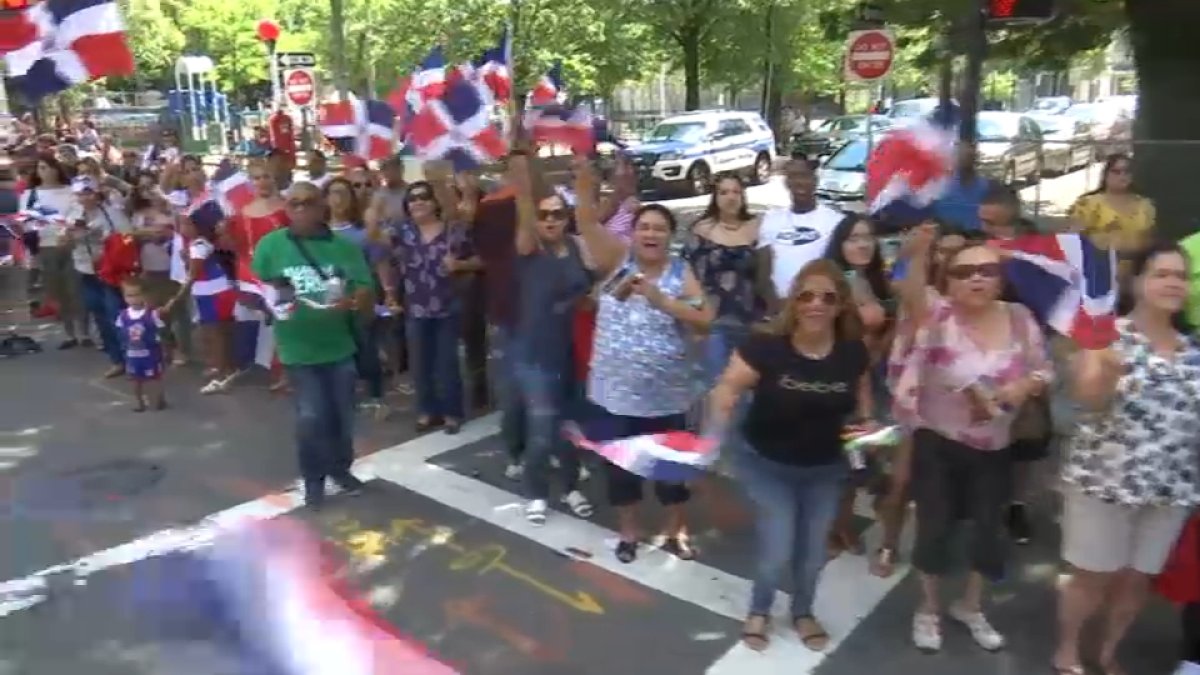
[284,68,315,107]
[845,29,895,82]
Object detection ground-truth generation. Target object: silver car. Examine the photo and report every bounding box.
[975,111,1043,185]
[1029,114,1093,175]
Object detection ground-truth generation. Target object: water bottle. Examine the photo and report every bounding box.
[325,276,344,304]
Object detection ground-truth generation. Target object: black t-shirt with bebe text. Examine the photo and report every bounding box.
[738,334,869,467]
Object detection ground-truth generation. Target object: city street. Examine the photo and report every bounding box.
[0,256,1183,675]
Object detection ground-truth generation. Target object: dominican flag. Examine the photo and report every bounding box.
[408,74,508,170]
[865,114,956,214]
[528,61,564,107]
[564,425,718,483]
[319,99,397,161]
[992,233,1118,349]
[412,46,448,104]
[386,75,420,141]
[130,518,461,675]
[524,103,594,155]
[2,0,135,101]
[472,30,512,103]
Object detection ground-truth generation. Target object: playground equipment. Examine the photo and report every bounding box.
[171,56,231,155]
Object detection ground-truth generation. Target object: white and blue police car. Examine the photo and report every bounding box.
[623,110,776,196]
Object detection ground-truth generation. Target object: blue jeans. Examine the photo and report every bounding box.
[354,315,384,400]
[705,321,749,384]
[79,273,123,365]
[407,314,464,419]
[488,324,525,462]
[736,450,847,618]
[286,358,357,483]
[514,359,579,501]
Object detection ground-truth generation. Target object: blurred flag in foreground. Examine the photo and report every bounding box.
[131,518,460,675]
[564,425,718,483]
[992,233,1118,349]
[408,74,507,170]
[2,0,135,101]
[524,104,595,156]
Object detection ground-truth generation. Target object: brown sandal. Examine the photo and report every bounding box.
[869,547,897,578]
[794,615,830,651]
[741,614,770,652]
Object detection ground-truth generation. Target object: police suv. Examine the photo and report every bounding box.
[624,110,776,196]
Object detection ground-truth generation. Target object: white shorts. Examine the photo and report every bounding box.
[1062,488,1191,574]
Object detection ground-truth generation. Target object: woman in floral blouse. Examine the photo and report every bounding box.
[892,225,1052,654]
[1053,242,1200,675]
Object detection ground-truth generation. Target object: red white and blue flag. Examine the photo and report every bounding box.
[319,99,397,161]
[524,103,595,155]
[408,74,507,170]
[565,425,718,483]
[992,233,1119,349]
[528,61,564,107]
[130,518,461,675]
[412,46,448,104]
[2,0,135,101]
[865,113,956,213]
[472,30,512,103]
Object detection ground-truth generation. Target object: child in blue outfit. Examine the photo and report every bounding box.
[115,278,177,411]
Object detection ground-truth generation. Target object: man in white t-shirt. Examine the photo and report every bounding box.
[755,158,844,313]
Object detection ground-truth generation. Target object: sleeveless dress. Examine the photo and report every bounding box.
[233,208,289,292]
[117,307,165,379]
[189,238,237,323]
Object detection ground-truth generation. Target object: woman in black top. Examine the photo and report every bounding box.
[709,258,872,653]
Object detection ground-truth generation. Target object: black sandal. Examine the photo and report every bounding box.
[615,540,638,563]
[661,536,697,560]
[742,614,771,652]
[794,615,830,651]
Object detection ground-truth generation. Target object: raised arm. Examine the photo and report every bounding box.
[894,222,936,322]
[571,156,626,277]
[425,160,462,223]
[510,152,539,256]
[1071,345,1124,412]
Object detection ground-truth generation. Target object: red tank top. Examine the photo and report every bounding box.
[232,208,288,282]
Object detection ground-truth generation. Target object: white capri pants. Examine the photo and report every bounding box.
[1062,488,1191,574]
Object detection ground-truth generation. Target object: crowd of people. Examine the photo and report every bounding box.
[1,115,1197,675]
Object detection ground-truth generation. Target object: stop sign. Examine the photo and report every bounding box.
[283,68,315,107]
[845,29,895,82]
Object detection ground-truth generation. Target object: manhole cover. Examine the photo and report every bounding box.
[7,459,163,518]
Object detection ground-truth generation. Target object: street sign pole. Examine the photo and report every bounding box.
[266,40,279,108]
[960,0,988,146]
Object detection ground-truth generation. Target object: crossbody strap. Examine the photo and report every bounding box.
[289,233,330,281]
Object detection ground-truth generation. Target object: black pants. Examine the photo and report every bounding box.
[588,406,691,508]
[459,275,489,409]
[1185,602,1200,664]
[910,428,1013,580]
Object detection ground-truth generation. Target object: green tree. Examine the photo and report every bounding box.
[117,0,186,88]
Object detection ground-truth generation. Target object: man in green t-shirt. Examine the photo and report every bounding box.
[252,182,374,509]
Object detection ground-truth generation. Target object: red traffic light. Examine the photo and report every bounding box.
[988,0,1054,21]
[1,0,32,9]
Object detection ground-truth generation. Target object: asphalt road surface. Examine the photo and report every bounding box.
[0,180,1182,675]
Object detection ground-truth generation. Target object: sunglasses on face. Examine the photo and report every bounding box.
[796,290,838,306]
[946,262,1002,281]
[538,208,569,222]
[406,191,433,203]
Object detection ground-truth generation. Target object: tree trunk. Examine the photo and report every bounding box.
[680,26,701,111]
[1126,0,1200,241]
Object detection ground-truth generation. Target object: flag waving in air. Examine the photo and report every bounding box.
[865,108,957,213]
[472,30,512,103]
[408,74,508,170]
[528,61,564,107]
[524,103,595,156]
[992,233,1119,349]
[319,98,397,162]
[2,0,135,101]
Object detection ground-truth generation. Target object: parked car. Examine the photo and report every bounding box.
[790,114,891,159]
[888,97,941,124]
[815,138,868,203]
[1029,113,1093,175]
[624,109,776,196]
[1029,96,1073,115]
[1063,102,1132,159]
[975,111,1043,185]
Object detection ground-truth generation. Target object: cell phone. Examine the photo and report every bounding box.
[601,266,633,295]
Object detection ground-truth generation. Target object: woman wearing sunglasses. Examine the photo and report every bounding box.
[892,226,1052,654]
[708,258,871,653]
[385,171,478,434]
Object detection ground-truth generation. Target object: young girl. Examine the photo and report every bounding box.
[115,278,176,411]
[178,201,238,394]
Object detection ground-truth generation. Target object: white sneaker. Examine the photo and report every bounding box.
[200,378,229,395]
[948,604,1005,651]
[524,499,547,525]
[561,490,594,518]
[504,463,524,481]
[912,612,942,653]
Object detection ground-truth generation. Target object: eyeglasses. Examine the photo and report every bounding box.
[287,198,318,209]
[538,208,569,221]
[946,262,1002,280]
[406,191,433,203]
[1107,166,1131,175]
[351,182,369,189]
[796,290,838,306]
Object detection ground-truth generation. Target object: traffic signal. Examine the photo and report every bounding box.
[988,0,1055,22]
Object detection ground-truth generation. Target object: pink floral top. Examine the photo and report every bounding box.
[889,292,1051,450]
[604,197,637,244]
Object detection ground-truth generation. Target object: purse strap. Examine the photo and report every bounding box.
[289,232,331,281]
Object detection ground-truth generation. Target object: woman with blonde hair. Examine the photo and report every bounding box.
[232,157,289,389]
[708,258,873,653]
